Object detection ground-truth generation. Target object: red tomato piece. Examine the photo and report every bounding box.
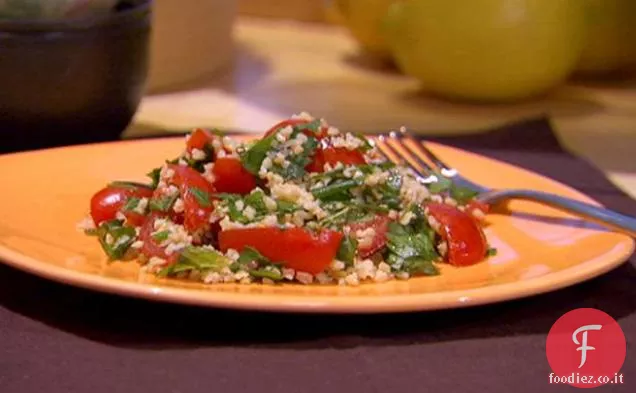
[347,215,392,258]
[212,157,257,195]
[139,214,168,259]
[186,128,214,152]
[218,227,343,275]
[169,164,216,232]
[306,146,367,173]
[425,202,488,267]
[90,185,153,226]
[138,214,180,264]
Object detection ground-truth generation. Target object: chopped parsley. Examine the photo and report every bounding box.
[183,144,214,172]
[294,119,321,134]
[189,187,212,207]
[486,247,498,257]
[271,135,318,180]
[450,185,480,204]
[384,218,439,276]
[425,172,480,204]
[249,268,284,281]
[215,191,271,224]
[151,230,170,243]
[427,175,453,194]
[233,247,284,281]
[108,181,153,190]
[240,133,277,175]
[147,168,162,189]
[244,190,269,216]
[240,121,321,180]
[158,246,230,277]
[336,235,357,265]
[149,194,178,212]
[375,170,402,209]
[93,219,137,260]
[403,257,439,276]
[311,179,362,202]
[122,197,141,212]
[276,200,299,214]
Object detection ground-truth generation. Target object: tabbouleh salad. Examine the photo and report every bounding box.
[79,113,493,286]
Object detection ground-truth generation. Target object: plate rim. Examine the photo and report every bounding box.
[0,240,632,314]
[0,137,634,313]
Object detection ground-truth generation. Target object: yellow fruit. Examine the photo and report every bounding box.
[335,0,398,58]
[384,0,587,102]
[576,0,636,75]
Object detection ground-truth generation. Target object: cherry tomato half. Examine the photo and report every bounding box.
[90,185,153,226]
[425,202,488,266]
[138,214,181,264]
[186,128,214,152]
[169,164,216,232]
[306,146,367,173]
[218,227,343,275]
[346,215,392,258]
[212,157,257,195]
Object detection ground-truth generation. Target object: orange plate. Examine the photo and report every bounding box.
[0,137,633,313]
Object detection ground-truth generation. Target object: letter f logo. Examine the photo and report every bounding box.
[572,324,602,368]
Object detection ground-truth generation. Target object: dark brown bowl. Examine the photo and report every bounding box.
[0,0,151,153]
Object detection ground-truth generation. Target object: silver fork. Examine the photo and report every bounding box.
[375,130,636,238]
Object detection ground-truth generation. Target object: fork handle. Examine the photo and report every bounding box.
[478,189,636,238]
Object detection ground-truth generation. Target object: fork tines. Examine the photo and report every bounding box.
[375,131,441,181]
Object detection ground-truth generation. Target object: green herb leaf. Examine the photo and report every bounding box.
[95,220,137,260]
[189,187,212,207]
[122,197,141,212]
[276,200,299,214]
[375,171,402,209]
[486,247,498,257]
[407,205,436,242]
[336,235,358,265]
[182,143,214,172]
[353,132,374,152]
[147,168,162,189]
[427,175,452,194]
[158,246,230,277]
[240,133,277,175]
[151,230,170,243]
[149,194,178,212]
[237,246,271,265]
[387,221,409,236]
[244,190,268,216]
[386,222,438,262]
[404,257,440,276]
[271,134,319,180]
[213,193,240,201]
[249,266,284,281]
[450,185,480,204]
[233,247,284,281]
[311,179,361,202]
[109,181,154,190]
[309,167,345,184]
[294,119,321,134]
[345,207,374,224]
